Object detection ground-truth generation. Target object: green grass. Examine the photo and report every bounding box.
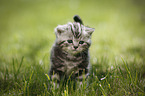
[0,0,145,95]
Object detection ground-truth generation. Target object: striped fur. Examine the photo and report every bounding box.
[49,15,95,88]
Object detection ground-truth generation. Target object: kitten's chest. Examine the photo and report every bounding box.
[52,47,89,76]
[64,54,82,75]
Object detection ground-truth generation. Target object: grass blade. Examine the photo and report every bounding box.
[121,57,133,84]
[16,56,24,76]
[45,74,50,81]
[12,58,17,80]
[99,84,106,96]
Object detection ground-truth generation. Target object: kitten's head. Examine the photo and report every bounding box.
[55,15,95,55]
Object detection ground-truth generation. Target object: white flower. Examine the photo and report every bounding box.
[100,77,106,80]
[111,66,113,69]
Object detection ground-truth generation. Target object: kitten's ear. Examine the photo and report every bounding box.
[85,27,95,35]
[55,25,65,37]
[73,15,83,25]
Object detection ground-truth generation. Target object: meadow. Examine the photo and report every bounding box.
[0,0,145,95]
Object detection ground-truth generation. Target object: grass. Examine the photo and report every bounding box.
[0,0,145,95]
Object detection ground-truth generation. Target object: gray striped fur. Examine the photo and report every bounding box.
[49,15,95,88]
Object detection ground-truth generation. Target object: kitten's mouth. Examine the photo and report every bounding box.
[71,50,80,54]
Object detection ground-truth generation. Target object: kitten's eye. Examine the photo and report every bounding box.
[67,40,73,43]
[79,41,84,44]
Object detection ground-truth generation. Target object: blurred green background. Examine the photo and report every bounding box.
[0,0,145,74]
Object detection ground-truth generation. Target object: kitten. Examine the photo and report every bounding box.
[49,15,95,88]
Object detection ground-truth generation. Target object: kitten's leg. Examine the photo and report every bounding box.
[77,72,89,86]
[49,73,60,89]
[74,68,89,87]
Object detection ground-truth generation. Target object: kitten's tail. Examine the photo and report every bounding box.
[73,15,83,25]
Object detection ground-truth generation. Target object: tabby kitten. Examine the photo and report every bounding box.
[49,15,95,88]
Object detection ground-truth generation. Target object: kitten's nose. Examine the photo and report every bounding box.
[74,46,78,49]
